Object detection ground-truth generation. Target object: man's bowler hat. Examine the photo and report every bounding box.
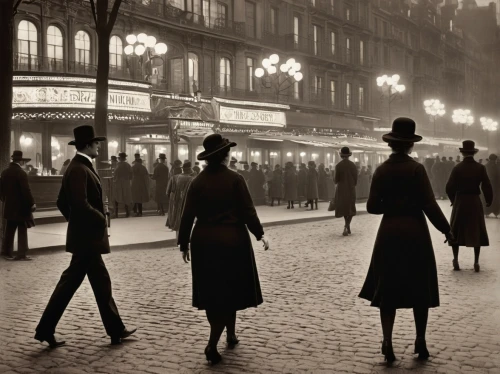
[159,153,167,160]
[459,140,479,154]
[197,134,237,161]
[11,150,31,162]
[118,152,127,159]
[382,117,423,143]
[68,125,106,146]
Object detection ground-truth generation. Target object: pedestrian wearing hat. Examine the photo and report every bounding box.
[131,157,150,217]
[306,161,319,210]
[297,163,307,207]
[59,159,71,175]
[0,151,36,261]
[248,162,265,204]
[166,161,195,238]
[35,125,136,348]
[171,159,183,176]
[482,154,500,218]
[152,154,170,216]
[270,164,284,206]
[446,140,493,272]
[334,148,358,234]
[283,162,298,209]
[238,161,251,183]
[177,134,269,365]
[431,156,447,199]
[193,162,201,175]
[359,118,453,363]
[113,152,133,218]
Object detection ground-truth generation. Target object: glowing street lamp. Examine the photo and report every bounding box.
[124,33,168,81]
[452,109,474,140]
[254,54,303,102]
[424,99,446,136]
[376,74,406,123]
[480,117,498,152]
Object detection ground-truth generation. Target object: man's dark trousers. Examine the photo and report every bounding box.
[35,252,125,337]
[1,221,28,257]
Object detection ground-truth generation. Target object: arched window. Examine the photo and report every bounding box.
[47,25,63,71]
[17,20,38,70]
[75,30,91,72]
[109,35,123,70]
[188,52,199,94]
[219,57,231,92]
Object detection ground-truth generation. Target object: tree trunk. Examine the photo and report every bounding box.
[0,0,15,252]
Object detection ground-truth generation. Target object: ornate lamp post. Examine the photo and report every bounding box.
[376,74,406,124]
[124,33,168,81]
[423,99,445,137]
[452,109,474,140]
[480,117,498,152]
[254,54,303,103]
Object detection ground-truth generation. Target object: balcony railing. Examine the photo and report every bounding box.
[125,1,246,39]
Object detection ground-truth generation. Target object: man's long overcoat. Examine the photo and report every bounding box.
[359,153,450,309]
[113,161,133,204]
[177,164,264,311]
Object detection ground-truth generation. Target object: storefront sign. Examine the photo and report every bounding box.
[13,86,151,112]
[154,93,211,104]
[219,106,285,128]
[171,120,214,129]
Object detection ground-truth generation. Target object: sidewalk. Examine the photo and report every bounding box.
[21,201,368,253]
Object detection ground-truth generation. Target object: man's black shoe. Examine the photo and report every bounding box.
[34,333,66,348]
[111,327,137,345]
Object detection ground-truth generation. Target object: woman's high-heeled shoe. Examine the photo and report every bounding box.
[414,337,430,360]
[204,345,222,365]
[227,335,240,349]
[343,227,349,236]
[381,339,396,363]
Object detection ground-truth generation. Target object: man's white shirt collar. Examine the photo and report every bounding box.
[76,152,93,165]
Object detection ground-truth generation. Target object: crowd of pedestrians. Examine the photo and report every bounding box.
[0,120,497,369]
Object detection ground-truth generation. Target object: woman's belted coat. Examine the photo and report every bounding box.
[177,164,264,311]
[359,153,451,309]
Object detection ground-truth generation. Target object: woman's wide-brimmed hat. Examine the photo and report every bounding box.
[68,125,106,146]
[382,117,423,143]
[459,140,479,154]
[197,134,237,161]
[340,147,352,156]
[11,150,31,162]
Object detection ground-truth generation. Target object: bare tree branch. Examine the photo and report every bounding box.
[107,0,123,35]
[89,0,98,27]
[13,0,23,15]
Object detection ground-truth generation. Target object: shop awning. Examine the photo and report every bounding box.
[150,95,217,122]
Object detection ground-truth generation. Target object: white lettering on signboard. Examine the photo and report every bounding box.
[219,105,285,127]
[12,86,151,112]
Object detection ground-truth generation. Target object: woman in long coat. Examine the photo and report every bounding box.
[178,134,269,365]
[131,158,150,217]
[297,163,308,206]
[359,118,453,363]
[446,140,492,272]
[113,153,133,218]
[270,164,283,206]
[306,161,319,210]
[167,162,195,237]
[283,162,298,209]
[482,154,500,217]
[334,147,358,235]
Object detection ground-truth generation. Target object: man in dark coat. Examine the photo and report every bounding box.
[238,161,250,183]
[283,162,298,209]
[0,150,36,261]
[297,163,308,206]
[35,125,135,348]
[306,161,319,210]
[131,157,150,217]
[152,153,169,216]
[446,140,492,272]
[248,162,265,205]
[483,154,500,217]
[431,156,446,199]
[113,152,133,218]
[334,147,358,235]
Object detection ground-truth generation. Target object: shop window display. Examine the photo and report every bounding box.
[20,132,42,173]
[51,135,73,174]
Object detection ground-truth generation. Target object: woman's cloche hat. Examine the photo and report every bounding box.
[68,125,106,146]
[459,140,479,154]
[382,117,423,143]
[11,150,31,162]
[197,134,237,161]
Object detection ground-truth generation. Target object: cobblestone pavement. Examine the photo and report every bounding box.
[1,202,500,374]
